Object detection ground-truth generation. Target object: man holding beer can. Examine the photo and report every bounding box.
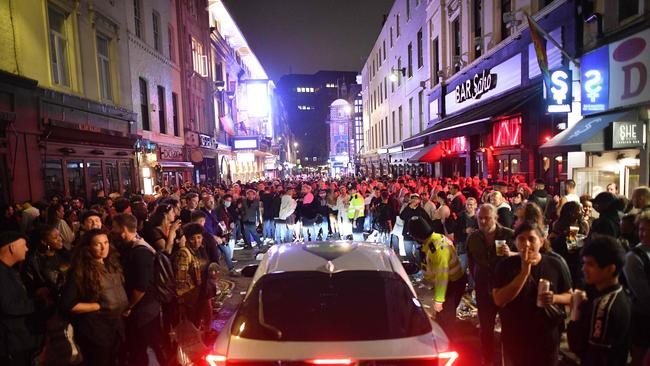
[567,235,630,366]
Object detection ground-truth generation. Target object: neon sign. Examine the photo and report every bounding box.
[581,42,609,114]
[493,116,522,147]
[546,68,572,113]
[455,69,497,103]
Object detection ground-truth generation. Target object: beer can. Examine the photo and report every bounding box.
[570,290,584,321]
[537,279,550,307]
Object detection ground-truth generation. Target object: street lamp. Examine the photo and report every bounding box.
[344,104,352,115]
[390,67,406,82]
[293,142,299,148]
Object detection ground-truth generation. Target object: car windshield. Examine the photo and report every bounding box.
[231,270,432,341]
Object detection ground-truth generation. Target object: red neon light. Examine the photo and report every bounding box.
[439,351,460,366]
[493,116,522,147]
[544,135,551,142]
[205,354,227,366]
[309,359,352,365]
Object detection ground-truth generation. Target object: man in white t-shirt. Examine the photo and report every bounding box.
[557,179,581,216]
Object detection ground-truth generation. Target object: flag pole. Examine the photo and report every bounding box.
[524,11,580,66]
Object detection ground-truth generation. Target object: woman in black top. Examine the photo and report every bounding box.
[549,202,589,288]
[22,225,71,301]
[493,222,572,366]
[60,229,128,366]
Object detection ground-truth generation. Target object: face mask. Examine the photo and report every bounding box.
[224,201,232,208]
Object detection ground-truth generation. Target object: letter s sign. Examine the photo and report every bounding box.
[546,67,572,113]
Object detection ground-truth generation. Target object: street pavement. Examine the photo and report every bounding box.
[206,243,580,366]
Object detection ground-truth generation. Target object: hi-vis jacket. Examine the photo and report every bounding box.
[422,232,464,303]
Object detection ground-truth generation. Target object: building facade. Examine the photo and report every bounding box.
[127,0,187,194]
[0,0,138,204]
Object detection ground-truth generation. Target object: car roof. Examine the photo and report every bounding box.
[260,241,398,274]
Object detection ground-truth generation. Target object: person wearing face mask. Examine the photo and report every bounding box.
[492,222,572,366]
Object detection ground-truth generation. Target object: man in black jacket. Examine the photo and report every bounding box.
[529,179,550,216]
[0,232,40,366]
[399,193,434,264]
[260,186,277,243]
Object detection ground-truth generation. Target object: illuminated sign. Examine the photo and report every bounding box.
[198,134,215,149]
[233,138,258,150]
[246,82,269,118]
[611,121,645,149]
[493,116,522,147]
[236,152,255,162]
[581,46,609,114]
[546,67,572,113]
[455,69,497,103]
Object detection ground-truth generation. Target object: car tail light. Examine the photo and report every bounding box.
[437,351,459,366]
[308,359,353,365]
[205,354,227,366]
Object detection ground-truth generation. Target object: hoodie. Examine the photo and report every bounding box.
[278,195,297,220]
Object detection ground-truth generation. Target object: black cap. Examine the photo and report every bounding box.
[0,231,27,249]
[494,180,507,187]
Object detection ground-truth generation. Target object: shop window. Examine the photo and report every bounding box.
[105,160,119,195]
[66,160,86,199]
[44,159,64,199]
[87,161,104,199]
[493,116,522,147]
[119,161,133,194]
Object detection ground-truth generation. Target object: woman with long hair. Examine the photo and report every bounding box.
[59,229,128,366]
[548,201,588,289]
[492,222,572,366]
[142,203,182,254]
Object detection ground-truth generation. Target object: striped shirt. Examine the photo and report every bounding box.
[422,233,464,303]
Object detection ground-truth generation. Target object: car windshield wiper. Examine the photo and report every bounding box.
[258,289,283,340]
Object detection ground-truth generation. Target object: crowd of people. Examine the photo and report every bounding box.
[0,174,649,366]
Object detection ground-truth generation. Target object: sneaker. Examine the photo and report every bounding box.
[228,269,241,277]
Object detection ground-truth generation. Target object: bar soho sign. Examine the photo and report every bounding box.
[455,69,497,103]
[611,121,645,149]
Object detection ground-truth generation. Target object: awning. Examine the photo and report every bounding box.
[407,143,444,163]
[403,85,542,148]
[540,110,638,153]
[159,161,195,169]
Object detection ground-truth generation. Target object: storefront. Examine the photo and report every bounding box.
[403,2,578,182]
[542,26,650,197]
[188,132,218,184]
[158,144,193,188]
[232,136,267,182]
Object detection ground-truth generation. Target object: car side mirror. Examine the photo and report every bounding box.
[401,261,419,275]
[241,264,259,278]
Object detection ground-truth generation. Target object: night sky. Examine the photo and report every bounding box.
[223,0,395,82]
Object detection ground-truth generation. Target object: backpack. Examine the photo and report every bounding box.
[134,243,176,304]
[621,246,650,300]
[151,250,176,303]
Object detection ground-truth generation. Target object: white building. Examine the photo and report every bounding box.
[361,0,431,176]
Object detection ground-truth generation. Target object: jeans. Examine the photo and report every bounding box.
[401,239,421,264]
[301,219,317,242]
[458,252,474,290]
[364,213,373,231]
[243,222,263,248]
[218,243,234,270]
[263,219,275,240]
[318,216,329,239]
[476,283,499,365]
[274,220,293,243]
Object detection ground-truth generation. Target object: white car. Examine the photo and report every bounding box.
[204,241,459,366]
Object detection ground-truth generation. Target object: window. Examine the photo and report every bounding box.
[398,105,403,141]
[44,159,64,198]
[119,161,133,194]
[383,40,386,60]
[408,98,414,136]
[66,160,85,199]
[397,57,402,86]
[152,11,161,51]
[157,85,166,134]
[139,77,150,130]
[168,25,175,62]
[380,120,384,146]
[432,37,440,85]
[473,0,482,59]
[384,117,389,146]
[133,0,142,38]
[96,35,112,101]
[172,92,179,136]
[105,160,119,195]
[391,111,396,143]
[87,161,104,198]
[418,90,424,132]
[48,6,70,87]
[407,42,413,77]
[619,1,640,22]
[501,0,511,41]
[417,29,423,68]
[452,17,461,73]
[396,14,400,37]
[406,0,411,21]
[384,77,387,99]
[191,37,207,76]
[390,27,394,47]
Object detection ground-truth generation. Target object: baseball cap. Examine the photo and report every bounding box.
[410,193,421,200]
